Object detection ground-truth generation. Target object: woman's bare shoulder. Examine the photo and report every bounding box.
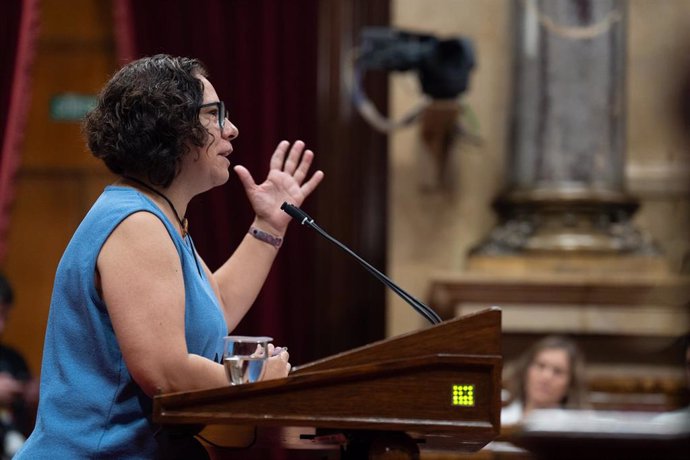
[98,211,180,270]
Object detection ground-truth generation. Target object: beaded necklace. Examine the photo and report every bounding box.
[123,176,188,237]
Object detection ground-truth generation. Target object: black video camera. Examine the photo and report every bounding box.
[357,27,476,99]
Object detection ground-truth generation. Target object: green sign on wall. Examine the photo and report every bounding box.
[50,94,97,121]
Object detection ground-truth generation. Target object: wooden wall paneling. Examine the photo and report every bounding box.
[22,51,115,170]
[2,0,116,375]
[4,176,87,372]
[313,0,390,358]
[22,0,115,170]
[40,0,113,42]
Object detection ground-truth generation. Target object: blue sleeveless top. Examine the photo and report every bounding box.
[16,186,228,459]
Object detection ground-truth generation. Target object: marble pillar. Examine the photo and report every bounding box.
[474,0,658,256]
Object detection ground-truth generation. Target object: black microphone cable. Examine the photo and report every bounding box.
[281,202,442,325]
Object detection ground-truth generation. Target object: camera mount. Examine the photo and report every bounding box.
[350,27,476,133]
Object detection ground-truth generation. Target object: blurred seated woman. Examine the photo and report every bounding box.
[502,335,588,426]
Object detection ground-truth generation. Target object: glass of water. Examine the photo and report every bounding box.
[223,336,273,385]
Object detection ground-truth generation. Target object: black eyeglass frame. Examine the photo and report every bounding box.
[198,101,228,131]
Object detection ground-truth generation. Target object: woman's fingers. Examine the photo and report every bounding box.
[233,165,257,192]
[300,170,325,197]
[282,140,306,175]
[263,140,323,205]
[270,140,314,177]
[269,140,291,171]
[292,149,314,184]
[263,353,291,380]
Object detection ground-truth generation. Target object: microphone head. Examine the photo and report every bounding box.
[281,202,313,224]
[281,202,298,218]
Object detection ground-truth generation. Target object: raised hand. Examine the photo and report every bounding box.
[233,140,324,235]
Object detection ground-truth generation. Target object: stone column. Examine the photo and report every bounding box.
[473,0,658,259]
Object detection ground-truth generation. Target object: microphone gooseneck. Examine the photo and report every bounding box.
[280,202,442,325]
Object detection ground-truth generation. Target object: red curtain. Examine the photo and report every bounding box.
[113,0,320,364]
[0,0,39,263]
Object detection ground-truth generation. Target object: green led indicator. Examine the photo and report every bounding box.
[452,384,475,406]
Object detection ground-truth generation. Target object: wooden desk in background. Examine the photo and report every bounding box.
[427,272,690,413]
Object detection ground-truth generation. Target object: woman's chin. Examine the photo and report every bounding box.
[212,170,231,187]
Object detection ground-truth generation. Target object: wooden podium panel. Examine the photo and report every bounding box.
[153,308,503,456]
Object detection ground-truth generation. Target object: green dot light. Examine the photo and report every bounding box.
[452,384,475,406]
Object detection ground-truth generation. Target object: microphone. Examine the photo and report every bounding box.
[281,202,442,325]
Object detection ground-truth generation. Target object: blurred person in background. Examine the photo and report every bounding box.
[0,273,38,459]
[502,335,589,426]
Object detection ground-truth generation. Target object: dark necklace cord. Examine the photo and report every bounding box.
[123,175,188,237]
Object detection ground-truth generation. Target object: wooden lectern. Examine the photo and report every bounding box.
[153,307,502,458]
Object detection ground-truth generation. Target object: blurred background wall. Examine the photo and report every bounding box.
[386,0,690,410]
[388,0,690,334]
[2,0,117,374]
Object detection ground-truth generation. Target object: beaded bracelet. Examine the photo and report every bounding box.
[248,226,283,249]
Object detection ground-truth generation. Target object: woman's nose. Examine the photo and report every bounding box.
[224,120,239,140]
[536,366,552,379]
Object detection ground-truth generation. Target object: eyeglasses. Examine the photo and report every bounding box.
[198,101,228,131]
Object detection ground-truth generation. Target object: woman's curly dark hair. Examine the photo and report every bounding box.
[83,54,210,187]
